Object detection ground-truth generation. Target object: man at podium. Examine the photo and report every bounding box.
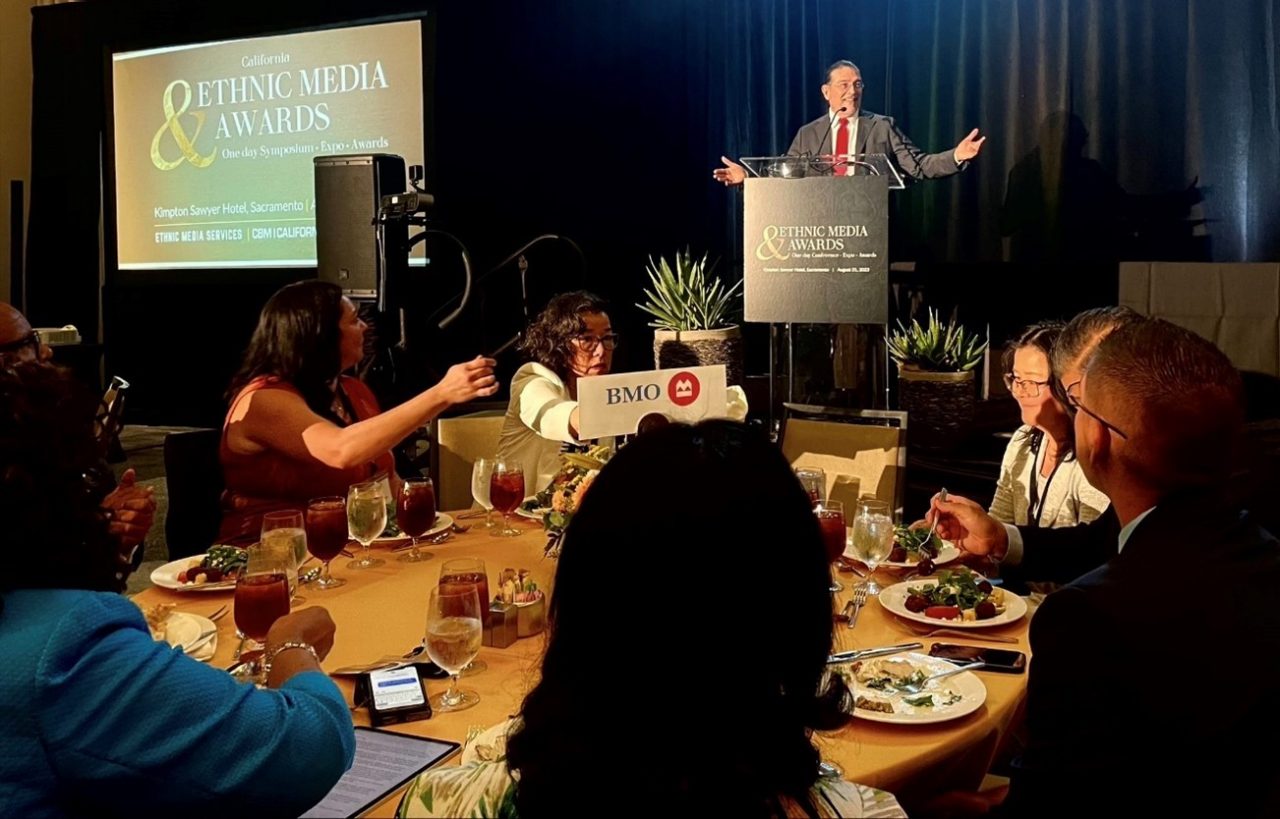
[713,59,986,186]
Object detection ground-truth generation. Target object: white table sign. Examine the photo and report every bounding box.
[576,365,729,439]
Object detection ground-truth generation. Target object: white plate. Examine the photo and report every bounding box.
[150,554,237,592]
[515,496,549,521]
[161,611,217,662]
[373,512,453,544]
[878,575,1029,629]
[832,652,987,725]
[849,540,962,570]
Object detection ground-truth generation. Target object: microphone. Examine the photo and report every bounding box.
[814,106,848,161]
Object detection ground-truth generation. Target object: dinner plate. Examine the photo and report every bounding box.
[877,575,1029,629]
[373,513,453,544]
[831,652,986,724]
[849,539,962,570]
[150,554,237,592]
[515,497,549,521]
[161,611,217,661]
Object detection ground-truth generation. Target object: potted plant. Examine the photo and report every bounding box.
[887,309,988,449]
[637,249,745,386]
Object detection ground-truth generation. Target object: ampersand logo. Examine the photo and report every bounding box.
[150,80,216,171]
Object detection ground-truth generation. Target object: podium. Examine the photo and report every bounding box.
[738,153,900,418]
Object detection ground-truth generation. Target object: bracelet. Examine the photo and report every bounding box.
[263,641,319,678]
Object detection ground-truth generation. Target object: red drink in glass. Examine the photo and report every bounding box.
[489,472,525,514]
[306,502,348,561]
[234,572,290,641]
[398,481,437,537]
[440,571,491,625]
[816,510,847,563]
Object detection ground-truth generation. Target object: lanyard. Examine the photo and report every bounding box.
[1028,434,1062,526]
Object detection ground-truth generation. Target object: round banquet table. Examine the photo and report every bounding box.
[131,512,1032,816]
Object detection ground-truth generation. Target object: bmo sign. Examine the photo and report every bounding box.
[578,365,728,439]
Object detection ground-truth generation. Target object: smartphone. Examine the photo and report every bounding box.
[928,643,1027,674]
[359,665,433,726]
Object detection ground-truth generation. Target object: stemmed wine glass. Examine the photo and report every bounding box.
[347,480,387,569]
[261,509,305,604]
[234,538,293,684]
[489,458,525,538]
[304,496,348,589]
[439,557,489,676]
[814,499,847,593]
[471,457,495,529]
[796,466,826,506]
[397,478,437,563]
[851,498,895,595]
[424,585,483,713]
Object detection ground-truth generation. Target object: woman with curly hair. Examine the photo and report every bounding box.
[0,362,355,816]
[497,291,617,492]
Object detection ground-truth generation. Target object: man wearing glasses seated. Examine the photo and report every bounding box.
[0,302,156,576]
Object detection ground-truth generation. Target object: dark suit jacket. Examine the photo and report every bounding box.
[1004,493,1280,817]
[1004,506,1120,591]
[786,110,964,181]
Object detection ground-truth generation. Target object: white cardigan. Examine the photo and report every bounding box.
[989,426,1110,528]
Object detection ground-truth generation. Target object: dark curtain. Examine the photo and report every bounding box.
[24,0,1280,423]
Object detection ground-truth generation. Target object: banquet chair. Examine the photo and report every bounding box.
[163,428,224,560]
[780,403,907,520]
[433,407,505,511]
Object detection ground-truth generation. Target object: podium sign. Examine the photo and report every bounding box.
[577,365,728,439]
[743,175,889,325]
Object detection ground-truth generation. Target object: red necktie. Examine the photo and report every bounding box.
[834,116,850,176]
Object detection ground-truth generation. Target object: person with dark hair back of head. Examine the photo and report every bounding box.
[0,362,355,816]
[221,280,498,542]
[400,421,904,818]
[996,319,1280,816]
[928,306,1143,588]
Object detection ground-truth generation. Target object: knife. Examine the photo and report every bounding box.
[826,642,923,664]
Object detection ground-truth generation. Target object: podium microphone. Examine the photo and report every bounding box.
[814,106,848,160]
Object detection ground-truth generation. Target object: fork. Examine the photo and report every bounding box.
[895,661,985,696]
[846,584,869,629]
[206,604,229,622]
[904,625,1020,644]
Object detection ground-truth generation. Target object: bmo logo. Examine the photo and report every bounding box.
[668,371,701,407]
[605,382,661,405]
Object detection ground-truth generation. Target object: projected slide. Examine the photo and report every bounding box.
[112,19,425,269]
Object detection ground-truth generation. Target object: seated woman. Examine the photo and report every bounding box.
[0,362,354,816]
[400,421,904,818]
[990,322,1108,528]
[497,291,617,493]
[220,280,498,542]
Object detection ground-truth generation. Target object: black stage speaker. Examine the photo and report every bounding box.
[314,154,406,298]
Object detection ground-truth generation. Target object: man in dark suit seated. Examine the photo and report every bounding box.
[967,319,1278,816]
[713,59,986,186]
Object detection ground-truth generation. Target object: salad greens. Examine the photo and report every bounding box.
[907,567,990,610]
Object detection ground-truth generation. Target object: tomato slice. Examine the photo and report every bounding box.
[924,605,961,620]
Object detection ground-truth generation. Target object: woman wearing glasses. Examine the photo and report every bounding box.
[497,292,619,492]
[990,322,1108,529]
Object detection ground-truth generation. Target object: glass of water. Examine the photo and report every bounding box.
[260,509,305,603]
[347,481,387,570]
[850,498,895,595]
[471,457,495,528]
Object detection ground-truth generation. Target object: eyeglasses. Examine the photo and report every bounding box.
[0,331,40,355]
[572,333,619,353]
[1003,373,1051,397]
[1063,379,1129,439]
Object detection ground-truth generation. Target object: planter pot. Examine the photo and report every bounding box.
[897,367,975,450]
[653,326,744,387]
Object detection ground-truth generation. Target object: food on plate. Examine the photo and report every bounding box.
[887,525,942,564]
[903,567,1005,621]
[836,656,966,714]
[138,602,176,640]
[176,545,247,586]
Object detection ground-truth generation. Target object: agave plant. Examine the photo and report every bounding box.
[637,249,743,331]
[887,309,988,372]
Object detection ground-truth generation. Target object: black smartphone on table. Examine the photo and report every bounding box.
[927,642,1027,674]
